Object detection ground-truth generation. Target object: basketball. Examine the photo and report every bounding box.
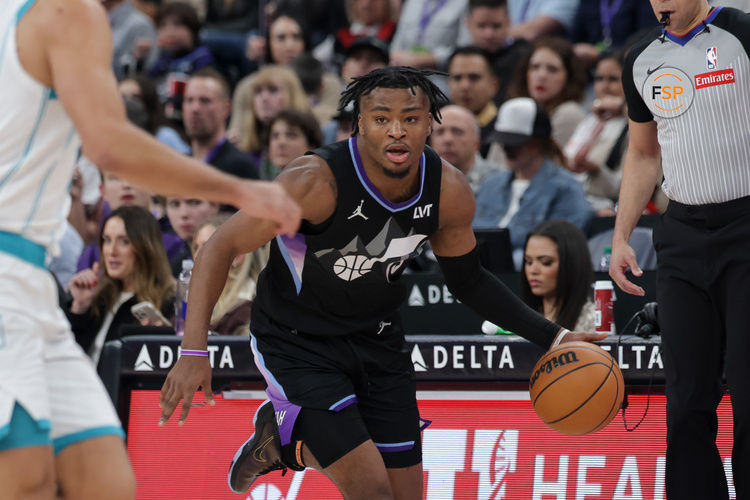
[529,341,624,435]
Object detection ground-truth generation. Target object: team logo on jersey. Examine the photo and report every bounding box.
[316,218,428,282]
[706,46,718,69]
[413,203,433,219]
[347,199,368,220]
[642,66,694,118]
[695,68,735,90]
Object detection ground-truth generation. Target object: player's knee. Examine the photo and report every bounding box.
[12,465,55,500]
[341,476,393,500]
[59,466,135,500]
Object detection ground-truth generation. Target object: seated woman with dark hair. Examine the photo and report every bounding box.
[520,219,595,332]
[66,206,175,367]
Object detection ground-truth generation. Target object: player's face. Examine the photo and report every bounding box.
[527,48,567,106]
[357,87,433,179]
[466,6,509,53]
[269,120,310,169]
[183,78,229,142]
[448,55,498,115]
[524,235,559,301]
[593,58,624,99]
[102,217,136,288]
[649,0,710,34]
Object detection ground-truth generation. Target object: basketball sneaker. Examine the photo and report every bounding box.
[227,400,287,493]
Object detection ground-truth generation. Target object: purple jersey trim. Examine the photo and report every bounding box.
[348,136,425,212]
[276,234,306,294]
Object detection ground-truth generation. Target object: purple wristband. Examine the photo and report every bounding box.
[180,349,209,357]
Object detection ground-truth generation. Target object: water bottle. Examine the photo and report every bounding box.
[599,246,612,271]
[481,320,514,336]
[174,259,193,336]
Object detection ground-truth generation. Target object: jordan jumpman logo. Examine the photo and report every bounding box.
[348,199,368,220]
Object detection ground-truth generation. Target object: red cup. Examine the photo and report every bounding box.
[594,280,615,334]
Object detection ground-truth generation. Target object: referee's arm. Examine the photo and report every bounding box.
[610,119,661,296]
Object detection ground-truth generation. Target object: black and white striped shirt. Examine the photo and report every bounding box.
[624,7,750,205]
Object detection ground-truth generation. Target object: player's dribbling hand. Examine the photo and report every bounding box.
[159,354,214,426]
[609,241,645,296]
[238,181,302,237]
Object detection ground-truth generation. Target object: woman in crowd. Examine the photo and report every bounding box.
[520,219,595,332]
[191,215,269,335]
[564,51,628,216]
[507,37,587,148]
[246,12,310,66]
[67,206,174,367]
[259,109,322,179]
[229,65,311,161]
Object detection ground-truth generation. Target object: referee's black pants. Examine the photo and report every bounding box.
[654,196,750,500]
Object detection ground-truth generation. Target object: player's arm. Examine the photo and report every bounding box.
[38,0,299,235]
[609,119,660,296]
[159,156,335,425]
[430,163,606,348]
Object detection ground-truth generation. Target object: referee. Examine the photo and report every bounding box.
[611,1,750,499]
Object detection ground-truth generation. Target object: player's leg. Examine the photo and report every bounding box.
[386,465,423,500]
[0,406,56,500]
[55,436,134,500]
[293,405,393,500]
[45,311,133,500]
[353,321,424,500]
[655,211,728,499]
[0,257,57,500]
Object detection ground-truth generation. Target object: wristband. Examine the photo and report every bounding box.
[180,348,209,357]
[550,328,570,348]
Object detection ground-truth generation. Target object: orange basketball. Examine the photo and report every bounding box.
[529,341,624,436]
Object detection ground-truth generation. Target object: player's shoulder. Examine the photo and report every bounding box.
[277,154,336,200]
[34,0,108,24]
[438,159,475,213]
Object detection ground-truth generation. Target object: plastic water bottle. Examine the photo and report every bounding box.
[175,259,193,336]
[599,246,612,271]
[481,320,514,336]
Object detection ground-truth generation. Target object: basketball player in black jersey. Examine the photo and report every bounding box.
[159,67,606,500]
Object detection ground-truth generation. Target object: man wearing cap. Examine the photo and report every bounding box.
[340,36,390,85]
[473,97,592,268]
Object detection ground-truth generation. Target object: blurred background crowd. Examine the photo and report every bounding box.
[57,0,749,369]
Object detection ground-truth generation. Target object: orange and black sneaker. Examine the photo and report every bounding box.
[227,400,287,493]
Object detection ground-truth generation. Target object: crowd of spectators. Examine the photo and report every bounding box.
[57,0,749,367]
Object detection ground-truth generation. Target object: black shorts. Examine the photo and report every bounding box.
[249,310,422,469]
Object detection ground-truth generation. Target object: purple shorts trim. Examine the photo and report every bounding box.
[328,394,357,412]
[265,391,302,447]
[374,440,415,453]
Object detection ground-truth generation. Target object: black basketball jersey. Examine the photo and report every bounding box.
[252,137,443,336]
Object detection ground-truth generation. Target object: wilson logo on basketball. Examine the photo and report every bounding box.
[694,68,735,89]
[528,351,579,389]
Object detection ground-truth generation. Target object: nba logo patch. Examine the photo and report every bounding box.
[707,47,718,69]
